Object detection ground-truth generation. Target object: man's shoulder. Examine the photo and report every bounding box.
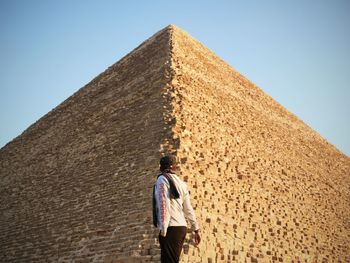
[169,173,188,191]
[156,174,169,185]
[167,173,182,182]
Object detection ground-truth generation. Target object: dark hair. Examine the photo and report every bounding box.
[160,155,176,171]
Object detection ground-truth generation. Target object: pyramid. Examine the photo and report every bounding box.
[0,25,349,263]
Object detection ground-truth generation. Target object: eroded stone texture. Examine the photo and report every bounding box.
[167,25,350,262]
[0,25,349,263]
[0,27,176,263]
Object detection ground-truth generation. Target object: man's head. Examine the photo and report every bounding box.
[160,155,176,172]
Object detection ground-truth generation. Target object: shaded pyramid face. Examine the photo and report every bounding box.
[0,25,349,262]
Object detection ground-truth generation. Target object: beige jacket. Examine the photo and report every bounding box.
[155,172,199,236]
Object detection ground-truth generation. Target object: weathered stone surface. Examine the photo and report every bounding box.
[0,25,349,262]
[168,25,350,262]
[0,26,174,263]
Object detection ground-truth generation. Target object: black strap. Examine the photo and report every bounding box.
[152,185,158,227]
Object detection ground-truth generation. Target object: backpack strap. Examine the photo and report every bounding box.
[152,184,158,227]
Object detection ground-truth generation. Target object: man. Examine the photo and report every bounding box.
[153,155,201,263]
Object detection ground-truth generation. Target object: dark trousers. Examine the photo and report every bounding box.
[158,226,187,263]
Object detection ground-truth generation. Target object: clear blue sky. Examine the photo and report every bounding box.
[1,0,349,156]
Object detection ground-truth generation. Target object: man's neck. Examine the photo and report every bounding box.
[162,169,176,174]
